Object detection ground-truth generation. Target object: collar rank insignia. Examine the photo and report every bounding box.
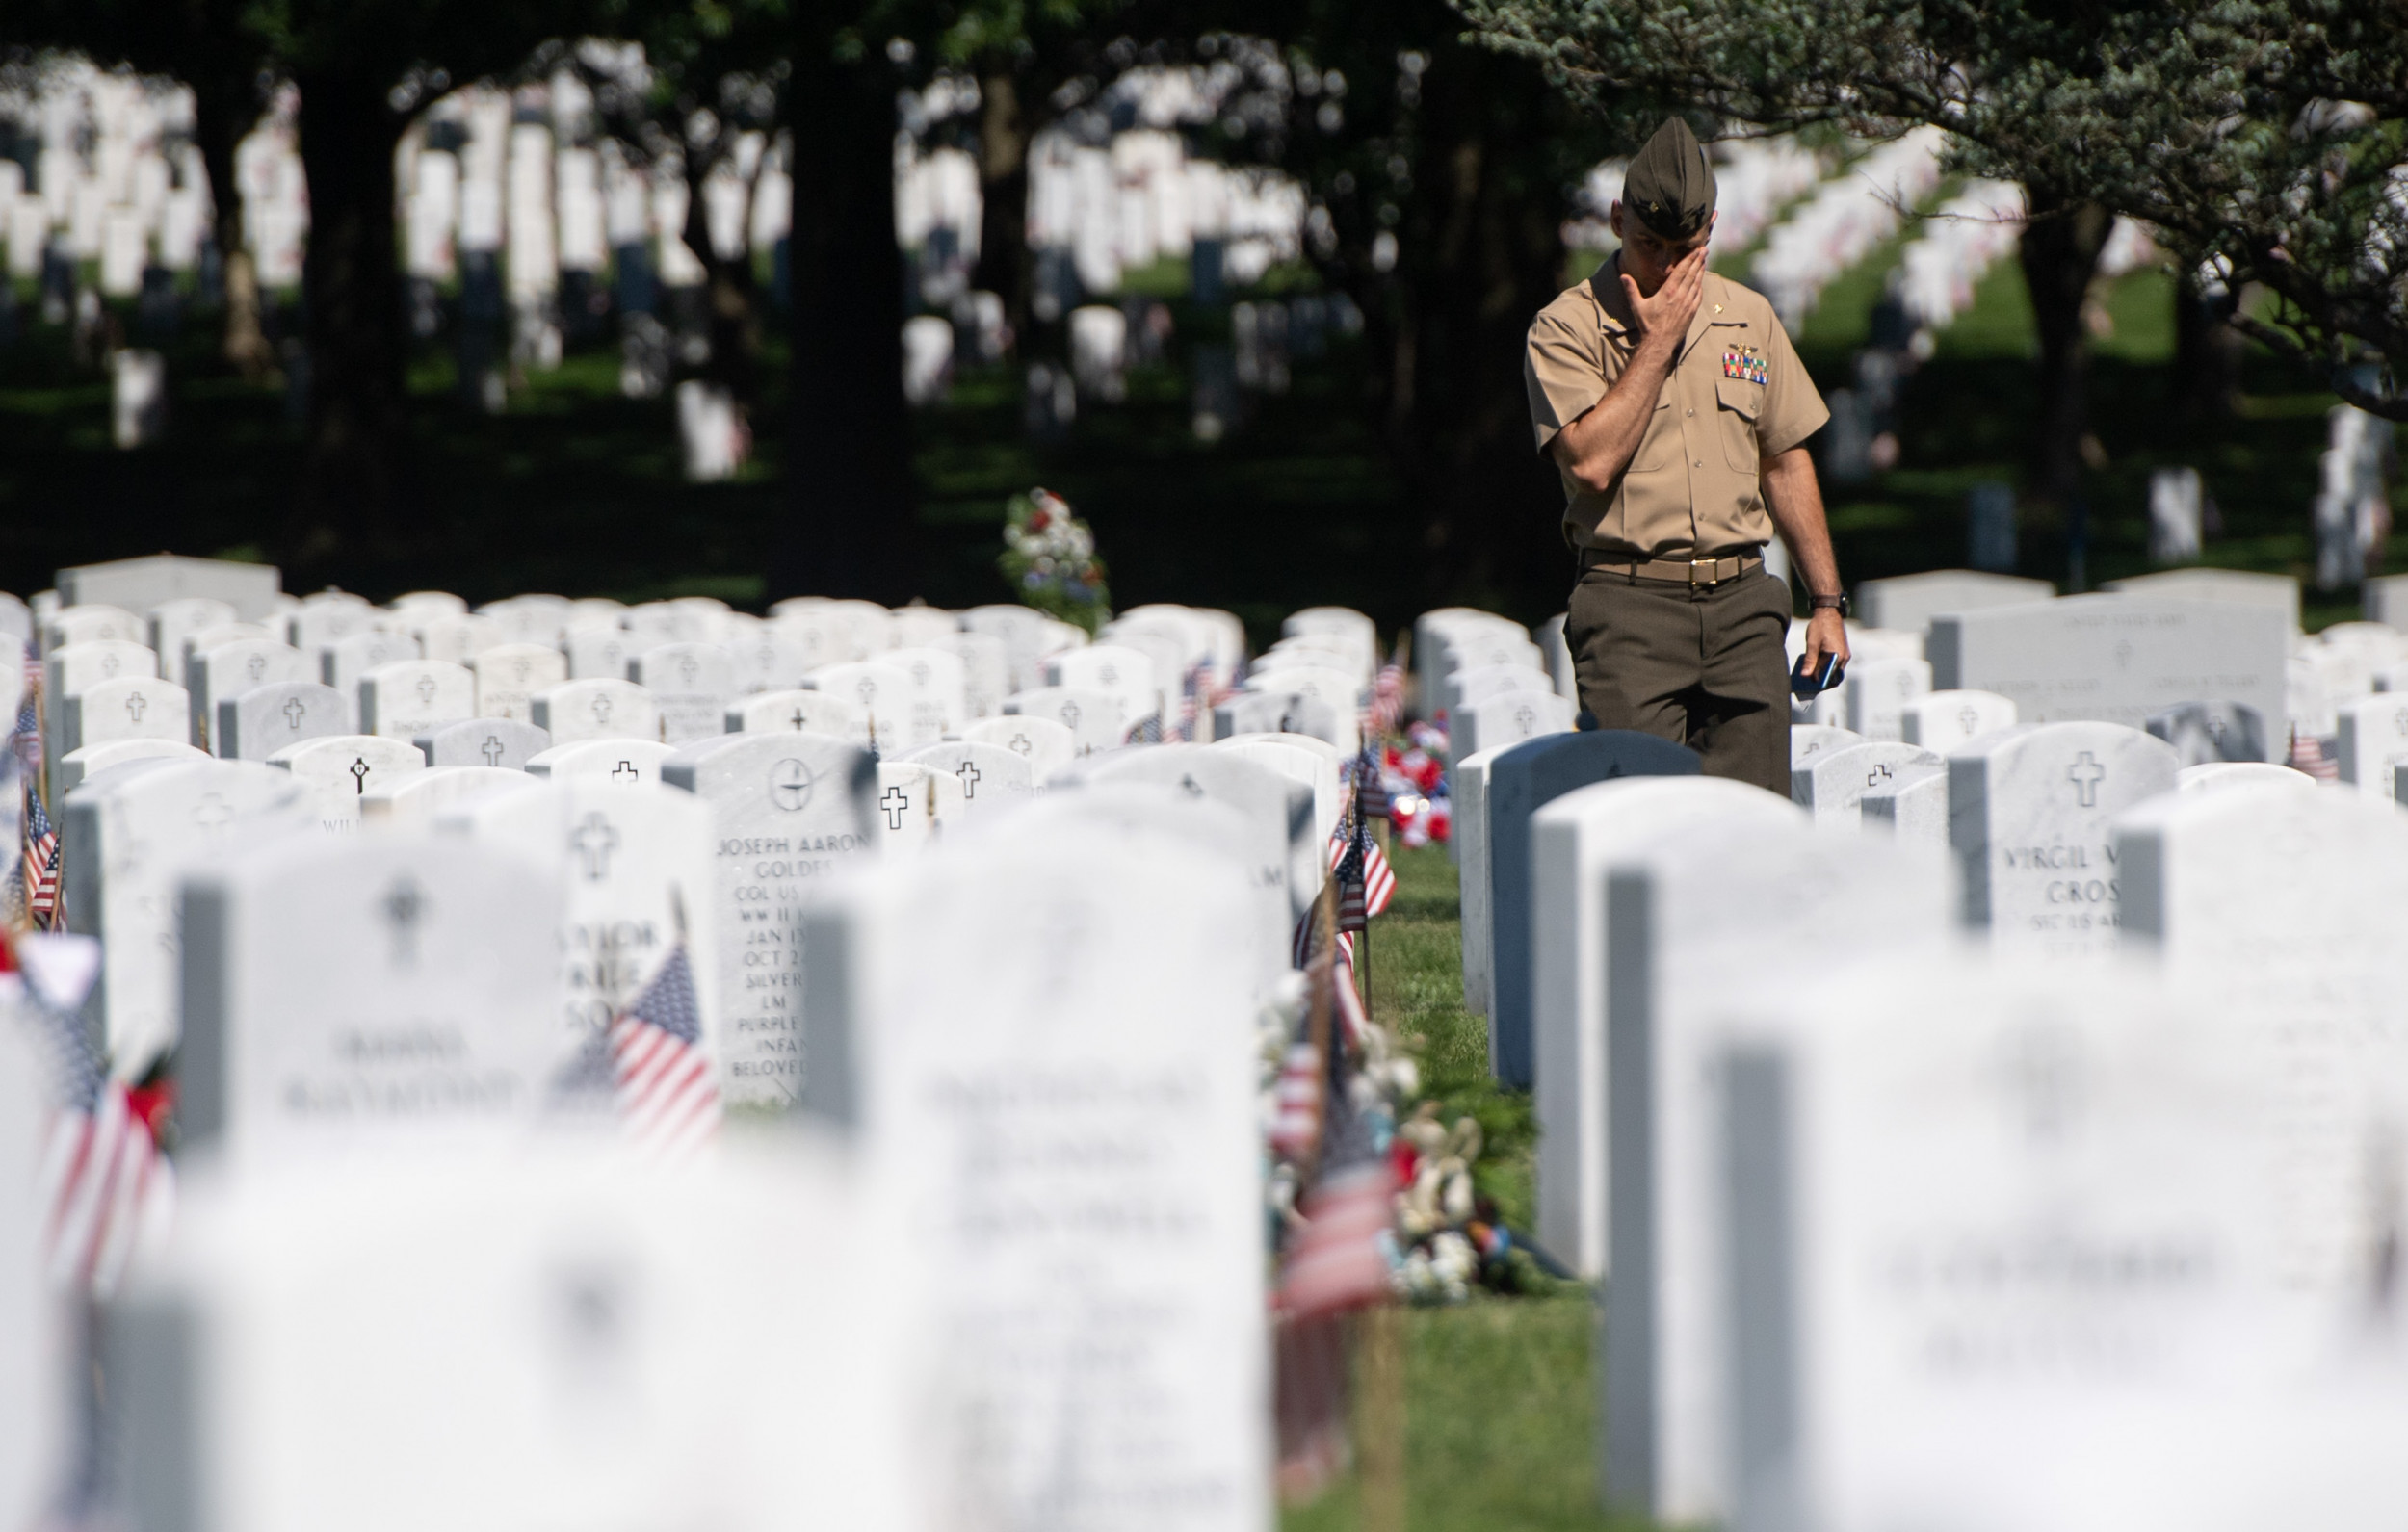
[1722,345,1768,385]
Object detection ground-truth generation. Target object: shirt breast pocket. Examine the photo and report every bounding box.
[1633,396,1679,473]
[1716,376,1764,472]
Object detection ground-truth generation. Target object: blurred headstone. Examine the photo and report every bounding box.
[2147,466,2205,564]
[1966,480,2017,572]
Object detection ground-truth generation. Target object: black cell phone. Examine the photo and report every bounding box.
[1790,652,1845,701]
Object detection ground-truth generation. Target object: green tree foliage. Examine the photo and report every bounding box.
[1456,0,2408,420]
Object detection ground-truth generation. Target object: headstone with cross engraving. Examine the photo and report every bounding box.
[1788,724,1863,767]
[793,802,1268,1532]
[873,762,958,851]
[57,554,281,624]
[45,604,148,652]
[148,597,240,674]
[189,639,310,749]
[725,689,871,746]
[932,631,1008,720]
[1240,664,1360,753]
[63,758,314,1079]
[323,630,424,701]
[1530,779,1803,1279]
[2143,699,2268,768]
[466,643,569,723]
[564,623,637,683]
[1949,721,2180,959]
[525,739,677,788]
[1098,627,1189,734]
[1840,656,1933,741]
[216,681,354,762]
[414,717,550,772]
[898,741,1030,821]
[661,732,879,1106]
[726,630,810,697]
[1446,662,1554,717]
[473,592,574,644]
[1454,688,1576,768]
[436,777,720,1082]
[1715,950,2408,1532]
[2102,566,2302,630]
[1005,687,1124,756]
[883,605,958,651]
[57,739,207,794]
[62,674,188,756]
[1928,594,2288,757]
[45,638,160,766]
[178,623,275,688]
[620,604,682,653]
[961,714,1076,780]
[2332,695,2408,790]
[766,610,850,676]
[1047,645,1161,739]
[358,660,477,741]
[883,646,969,747]
[961,604,1060,692]
[804,661,914,752]
[175,832,566,1164]
[360,766,537,827]
[284,596,380,661]
[1211,689,1340,748]
[1599,816,1947,1526]
[629,642,738,745]
[1792,740,1943,828]
[408,612,506,666]
[267,735,431,833]
[1898,688,2016,750]
[0,996,65,1532]
[530,679,661,746]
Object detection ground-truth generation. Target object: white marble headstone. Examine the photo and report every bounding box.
[526,739,677,788]
[415,717,549,771]
[1005,687,1123,755]
[267,735,430,833]
[899,740,1034,820]
[725,689,869,745]
[359,660,476,740]
[630,642,737,745]
[532,680,661,745]
[961,714,1076,779]
[467,643,568,723]
[1898,688,2016,750]
[1792,740,1942,828]
[65,673,186,755]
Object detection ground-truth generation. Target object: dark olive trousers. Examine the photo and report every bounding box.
[1564,565,1792,795]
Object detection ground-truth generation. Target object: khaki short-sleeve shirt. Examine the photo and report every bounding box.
[1524,256,1827,558]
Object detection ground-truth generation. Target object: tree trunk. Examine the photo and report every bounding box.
[2173,270,2241,422]
[777,25,917,605]
[683,157,761,404]
[972,68,1030,352]
[285,73,409,584]
[188,81,273,381]
[2017,188,2112,511]
[1390,43,1573,619]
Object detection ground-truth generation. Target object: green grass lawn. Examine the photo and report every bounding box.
[1281,843,1642,1532]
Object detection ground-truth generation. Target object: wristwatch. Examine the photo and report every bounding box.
[1809,592,1850,617]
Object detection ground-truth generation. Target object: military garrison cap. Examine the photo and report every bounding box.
[1621,117,1716,240]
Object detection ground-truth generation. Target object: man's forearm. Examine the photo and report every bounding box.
[1762,447,1842,597]
[1549,340,1677,495]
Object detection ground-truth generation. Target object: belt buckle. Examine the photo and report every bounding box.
[1688,558,1720,586]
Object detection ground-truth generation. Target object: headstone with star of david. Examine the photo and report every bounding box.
[147,596,240,674]
[661,732,878,1106]
[724,688,871,746]
[2331,695,2408,790]
[1929,594,2287,756]
[1046,645,1161,740]
[57,738,206,793]
[187,639,308,748]
[358,659,477,741]
[1948,720,2179,959]
[629,642,739,745]
[62,673,188,757]
[434,776,720,1084]
[414,716,550,772]
[529,679,661,746]
[564,622,638,683]
[961,714,1076,779]
[175,831,566,1164]
[804,661,915,752]
[1453,688,1575,767]
[1791,740,1943,829]
[525,738,676,787]
[1839,655,1933,741]
[63,757,314,1078]
[1898,688,2017,750]
[213,681,353,763]
[266,735,431,833]
[1597,816,1949,1526]
[883,646,969,746]
[361,766,536,827]
[466,642,569,724]
[898,740,1032,821]
[791,801,1269,1531]
[45,638,160,766]
[1210,689,1340,748]
[322,629,424,701]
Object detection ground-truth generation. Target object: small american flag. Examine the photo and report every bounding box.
[607,943,721,1157]
[8,684,39,784]
[1277,1054,1396,1317]
[1325,824,1395,921]
[1268,1042,1323,1160]
[1367,662,1405,740]
[14,932,174,1296]
[1125,713,1165,745]
[21,778,60,931]
[2289,729,2341,782]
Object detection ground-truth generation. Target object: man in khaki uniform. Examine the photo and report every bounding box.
[1523,117,1849,795]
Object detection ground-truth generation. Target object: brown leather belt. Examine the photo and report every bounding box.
[1579,549,1766,586]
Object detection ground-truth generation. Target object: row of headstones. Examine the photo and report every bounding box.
[11,730,1341,1532]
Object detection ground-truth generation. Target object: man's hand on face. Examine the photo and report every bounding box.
[1623,244,1707,354]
